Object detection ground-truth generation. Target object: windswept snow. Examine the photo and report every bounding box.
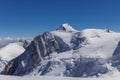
[79,29,120,58]
[0,42,25,61]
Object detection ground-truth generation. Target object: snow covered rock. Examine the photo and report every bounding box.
[0,42,25,73]
[3,32,70,76]
[71,32,88,50]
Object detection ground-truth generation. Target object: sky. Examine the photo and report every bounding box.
[0,0,120,37]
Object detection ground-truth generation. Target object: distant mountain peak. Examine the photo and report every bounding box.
[56,23,77,32]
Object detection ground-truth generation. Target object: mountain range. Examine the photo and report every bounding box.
[1,23,120,78]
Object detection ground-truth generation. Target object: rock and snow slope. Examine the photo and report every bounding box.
[2,24,120,77]
[0,38,32,73]
[0,42,25,73]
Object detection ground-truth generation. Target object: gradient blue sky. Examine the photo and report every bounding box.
[0,0,120,37]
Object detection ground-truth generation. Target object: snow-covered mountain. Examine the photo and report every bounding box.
[0,38,32,73]
[2,24,120,77]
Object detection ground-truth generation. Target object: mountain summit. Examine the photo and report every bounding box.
[56,23,77,32]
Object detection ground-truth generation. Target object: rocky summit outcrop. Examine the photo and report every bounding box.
[19,40,30,49]
[56,23,77,32]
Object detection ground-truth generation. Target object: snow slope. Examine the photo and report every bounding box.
[77,29,120,58]
[0,42,25,61]
[0,75,119,80]
[0,37,32,61]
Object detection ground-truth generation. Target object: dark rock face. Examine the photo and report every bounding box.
[64,58,108,77]
[71,32,87,50]
[56,26,66,31]
[113,42,120,56]
[19,40,29,49]
[3,32,70,76]
[111,42,120,71]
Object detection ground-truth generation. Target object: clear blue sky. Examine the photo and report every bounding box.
[0,0,120,37]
